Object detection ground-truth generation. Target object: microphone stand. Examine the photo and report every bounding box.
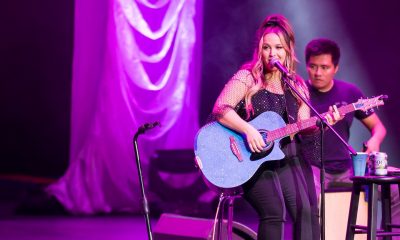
[280,74,356,240]
[133,122,160,240]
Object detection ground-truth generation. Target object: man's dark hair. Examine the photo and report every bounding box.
[305,38,340,67]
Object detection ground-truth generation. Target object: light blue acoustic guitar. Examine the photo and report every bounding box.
[194,95,385,190]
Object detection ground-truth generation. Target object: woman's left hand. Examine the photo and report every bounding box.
[324,105,344,125]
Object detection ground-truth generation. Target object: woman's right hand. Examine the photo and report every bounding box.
[244,124,266,153]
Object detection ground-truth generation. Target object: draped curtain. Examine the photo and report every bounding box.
[48,0,201,214]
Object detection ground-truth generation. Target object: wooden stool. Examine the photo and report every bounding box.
[346,176,400,240]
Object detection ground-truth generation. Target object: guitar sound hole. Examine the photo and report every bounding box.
[250,142,274,161]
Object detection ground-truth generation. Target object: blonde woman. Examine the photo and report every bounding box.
[212,14,340,239]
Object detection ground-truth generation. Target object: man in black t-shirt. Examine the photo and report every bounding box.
[307,79,373,174]
[305,38,387,195]
[304,39,400,231]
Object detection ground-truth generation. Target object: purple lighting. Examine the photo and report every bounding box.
[47,0,202,214]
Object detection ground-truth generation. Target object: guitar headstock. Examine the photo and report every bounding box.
[354,95,388,112]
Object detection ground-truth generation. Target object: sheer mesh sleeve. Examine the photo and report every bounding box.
[211,69,254,119]
[297,102,322,166]
[299,132,322,166]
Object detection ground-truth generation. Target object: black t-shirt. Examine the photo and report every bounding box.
[307,80,373,173]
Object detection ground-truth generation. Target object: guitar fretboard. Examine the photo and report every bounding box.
[266,104,356,142]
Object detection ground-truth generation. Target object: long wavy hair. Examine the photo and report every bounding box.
[241,14,309,119]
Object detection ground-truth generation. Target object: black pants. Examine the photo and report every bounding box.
[243,157,320,240]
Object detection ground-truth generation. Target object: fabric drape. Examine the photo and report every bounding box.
[48,0,201,214]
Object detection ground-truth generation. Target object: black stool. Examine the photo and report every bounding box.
[346,176,400,240]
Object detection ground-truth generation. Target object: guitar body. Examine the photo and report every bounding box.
[194,111,286,190]
[194,95,386,191]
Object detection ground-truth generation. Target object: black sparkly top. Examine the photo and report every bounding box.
[235,89,289,123]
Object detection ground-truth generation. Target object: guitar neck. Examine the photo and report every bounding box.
[266,104,356,142]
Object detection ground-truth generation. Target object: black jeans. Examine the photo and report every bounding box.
[243,157,320,240]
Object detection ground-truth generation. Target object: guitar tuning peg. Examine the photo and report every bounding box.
[380,95,389,102]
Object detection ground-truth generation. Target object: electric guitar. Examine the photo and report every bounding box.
[194,95,387,190]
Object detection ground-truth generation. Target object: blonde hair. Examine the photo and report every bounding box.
[241,14,309,119]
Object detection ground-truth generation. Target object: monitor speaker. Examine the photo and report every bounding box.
[153,213,257,240]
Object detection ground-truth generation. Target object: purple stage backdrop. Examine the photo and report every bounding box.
[47,0,203,214]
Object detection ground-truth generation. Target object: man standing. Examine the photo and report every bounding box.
[305,38,386,192]
[304,38,399,228]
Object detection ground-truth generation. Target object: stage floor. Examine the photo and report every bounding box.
[0,215,160,240]
[0,175,261,240]
[0,212,259,240]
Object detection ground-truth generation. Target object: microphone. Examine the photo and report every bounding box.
[270,57,291,77]
[138,121,161,133]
